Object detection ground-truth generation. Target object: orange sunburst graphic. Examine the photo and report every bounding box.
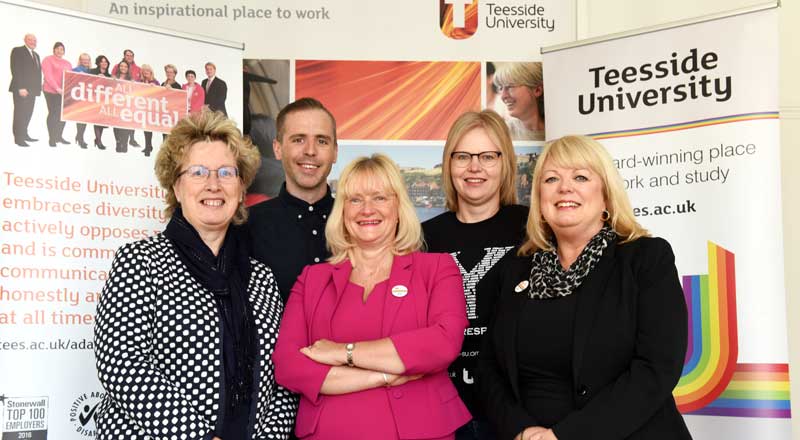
[296,60,481,140]
[440,0,478,39]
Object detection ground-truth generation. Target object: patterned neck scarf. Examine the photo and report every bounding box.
[526,225,618,300]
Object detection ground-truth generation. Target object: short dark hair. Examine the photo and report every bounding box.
[123,49,134,56]
[185,70,196,78]
[53,41,64,51]
[275,97,337,145]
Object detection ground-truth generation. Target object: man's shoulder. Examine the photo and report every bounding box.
[247,197,291,234]
[248,197,285,217]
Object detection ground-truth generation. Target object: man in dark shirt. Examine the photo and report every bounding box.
[248,97,338,302]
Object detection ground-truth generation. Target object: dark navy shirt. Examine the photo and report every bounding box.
[247,184,333,303]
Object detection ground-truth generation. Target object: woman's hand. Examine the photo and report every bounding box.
[384,373,423,387]
[300,339,346,366]
[516,427,557,440]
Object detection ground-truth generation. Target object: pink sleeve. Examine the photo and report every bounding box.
[390,254,468,375]
[273,265,332,404]
[42,57,59,92]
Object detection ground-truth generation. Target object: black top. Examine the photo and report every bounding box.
[89,67,111,78]
[517,294,577,428]
[421,204,528,418]
[477,238,692,440]
[248,184,333,302]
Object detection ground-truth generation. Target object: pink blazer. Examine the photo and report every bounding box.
[182,83,205,113]
[274,252,471,439]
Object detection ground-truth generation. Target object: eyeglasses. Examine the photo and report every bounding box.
[178,165,239,182]
[495,84,522,93]
[346,193,395,208]
[450,151,502,168]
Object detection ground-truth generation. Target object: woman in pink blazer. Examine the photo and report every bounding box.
[273,154,471,439]
[182,69,205,113]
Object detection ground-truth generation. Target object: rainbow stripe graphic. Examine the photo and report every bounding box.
[673,242,791,418]
[589,112,779,140]
[690,364,791,418]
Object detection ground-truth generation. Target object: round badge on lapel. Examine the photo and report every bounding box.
[391,285,408,298]
[514,280,530,293]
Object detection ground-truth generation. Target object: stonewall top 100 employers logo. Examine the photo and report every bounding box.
[439,0,478,39]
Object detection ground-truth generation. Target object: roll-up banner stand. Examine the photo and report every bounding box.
[0,1,243,438]
[542,3,790,438]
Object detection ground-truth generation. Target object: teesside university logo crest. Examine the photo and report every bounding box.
[439,0,478,39]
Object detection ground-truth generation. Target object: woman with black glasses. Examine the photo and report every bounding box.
[94,109,297,439]
[422,110,528,440]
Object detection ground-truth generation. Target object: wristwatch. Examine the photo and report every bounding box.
[345,343,355,367]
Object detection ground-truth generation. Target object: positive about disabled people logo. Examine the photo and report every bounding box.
[0,394,49,440]
[68,392,104,437]
[439,0,478,39]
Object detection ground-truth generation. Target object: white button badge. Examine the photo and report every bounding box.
[514,280,530,293]
[391,285,408,298]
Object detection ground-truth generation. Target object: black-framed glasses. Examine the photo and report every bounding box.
[450,151,502,168]
[178,165,239,182]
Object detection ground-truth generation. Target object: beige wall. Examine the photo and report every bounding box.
[21,0,800,436]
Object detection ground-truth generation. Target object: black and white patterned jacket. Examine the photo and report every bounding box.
[94,234,298,439]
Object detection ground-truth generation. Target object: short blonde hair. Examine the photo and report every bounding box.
[164,64,177,74]
[326,154,423,264]
[154,109,261,225]
[519,135,648,255]
[441,110,517,212]
[494,62,543,89]
[494,62,544,119]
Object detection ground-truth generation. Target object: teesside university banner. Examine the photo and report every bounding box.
[0,1,242,439]
[543,6,790,439]
[62,72,188,133]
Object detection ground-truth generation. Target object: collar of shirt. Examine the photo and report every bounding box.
[277,183,334,217]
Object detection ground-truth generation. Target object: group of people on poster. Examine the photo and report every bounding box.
[8,33,228,155]
[92,91,692,440]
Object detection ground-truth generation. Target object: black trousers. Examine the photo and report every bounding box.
[44,92,65,142]
[76,123,87,141]
[12,92,37,142]
[113,128,132,152]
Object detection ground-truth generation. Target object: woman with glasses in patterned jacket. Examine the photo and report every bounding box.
[94,109,297,440]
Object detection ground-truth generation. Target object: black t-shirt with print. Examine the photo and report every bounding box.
[422,204,528,418]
